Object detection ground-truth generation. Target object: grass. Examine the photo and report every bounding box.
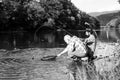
[0,42,120,80]
[72,55,120,80]
[66,42,120,80]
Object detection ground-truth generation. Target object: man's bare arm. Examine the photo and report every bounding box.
[57,45,69,57]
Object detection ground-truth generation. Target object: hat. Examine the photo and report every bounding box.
[86,28,93,33]
[64,35,71,44]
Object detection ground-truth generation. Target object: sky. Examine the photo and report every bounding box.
[71,0,120,13]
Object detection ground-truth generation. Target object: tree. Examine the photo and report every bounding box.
[0,0,100,31]
[118,0,120,4]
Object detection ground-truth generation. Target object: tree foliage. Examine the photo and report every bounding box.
[0,0,100,31]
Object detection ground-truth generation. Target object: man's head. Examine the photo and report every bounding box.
[64,35,71,44]
[85,28,93,36]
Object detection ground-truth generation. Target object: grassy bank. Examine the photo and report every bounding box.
[0,42,120,80]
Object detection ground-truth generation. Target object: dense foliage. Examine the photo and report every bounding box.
[0,0,100,31]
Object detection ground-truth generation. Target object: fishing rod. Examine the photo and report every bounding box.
[56,21,74,36]
[41,21,98,61]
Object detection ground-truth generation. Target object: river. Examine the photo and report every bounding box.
[0,28,119,50]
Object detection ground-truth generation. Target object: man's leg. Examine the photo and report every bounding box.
[85,46,91,61]
[68,72,75,80]
[88,51,97,62]
[86,46,95,62]
[67,60,77,80]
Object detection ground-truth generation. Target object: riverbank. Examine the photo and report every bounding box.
[0,42,120,80]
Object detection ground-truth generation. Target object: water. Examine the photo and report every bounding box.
[0,31,33,50]
[0,28,119,80]
[0,30,84,49]
[0,28,119,50]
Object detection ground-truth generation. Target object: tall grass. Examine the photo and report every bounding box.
[72,59,120,80]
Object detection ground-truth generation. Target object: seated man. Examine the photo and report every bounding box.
[84,28,97,61]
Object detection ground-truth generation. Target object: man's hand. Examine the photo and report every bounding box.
[57,53,61,57]
[57,46,68,57]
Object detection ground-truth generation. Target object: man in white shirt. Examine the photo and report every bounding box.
[57,32,97,79]
[57,35,87,59]
[57,34,88,80]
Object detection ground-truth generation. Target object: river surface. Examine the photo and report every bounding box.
[0,28,119,50]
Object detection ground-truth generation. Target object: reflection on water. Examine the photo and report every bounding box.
[0,29,119,50]
[0,31,33,50]
[99,27,120,42]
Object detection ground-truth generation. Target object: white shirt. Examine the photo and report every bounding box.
[67,36,87,58]
[58,36,87,58]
